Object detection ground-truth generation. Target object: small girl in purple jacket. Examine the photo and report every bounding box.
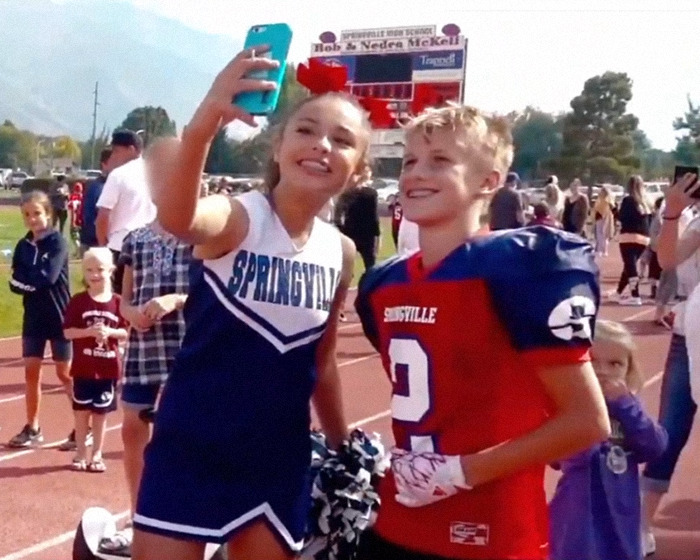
[549,320,668,560]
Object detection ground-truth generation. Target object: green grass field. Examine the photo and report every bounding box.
[0,206,396,338]
[0,205,84,337]
[0,206,25,337]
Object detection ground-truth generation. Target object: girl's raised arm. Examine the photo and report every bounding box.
[145,48,279,247]
[657,173,700,269]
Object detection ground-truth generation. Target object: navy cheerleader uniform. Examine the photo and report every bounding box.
[134,191,343,551]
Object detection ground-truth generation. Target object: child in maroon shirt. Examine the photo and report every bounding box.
[63,247,128,472]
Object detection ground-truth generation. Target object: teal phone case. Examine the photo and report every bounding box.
[234,23,292,116]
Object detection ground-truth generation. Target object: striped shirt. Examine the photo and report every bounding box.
[120,225,193,385]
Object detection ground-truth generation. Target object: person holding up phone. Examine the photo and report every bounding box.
[641,170,700,555]
[130,41,376,560]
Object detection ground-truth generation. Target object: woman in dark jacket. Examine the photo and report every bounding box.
[611,175,653,305]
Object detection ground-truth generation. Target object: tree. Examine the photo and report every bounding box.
[674,96,700,140]
[510,107,564,181]
[674,136,700,166]
[120,106,176,147]
[628,129,674,179]
[632,129,651,155]
[52,135,82,162]
[204,129,237,174]
[673,96,700,165]
[640,148,675,180]
[231,134,270,174]
[551,72,641,184]
[0,123,20,168]
[0,123,35,170]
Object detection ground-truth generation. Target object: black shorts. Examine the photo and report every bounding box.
[72,379,118,414]
[22,336,72,362]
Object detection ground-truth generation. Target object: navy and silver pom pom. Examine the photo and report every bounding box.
[303,429,390,560]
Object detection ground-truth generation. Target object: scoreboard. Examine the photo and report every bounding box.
[309,25,468,158]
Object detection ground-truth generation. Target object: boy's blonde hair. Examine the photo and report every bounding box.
[403,103,514,180]
[82,247,114,269]
[594,320,643,394]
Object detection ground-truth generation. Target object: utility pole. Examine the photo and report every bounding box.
[90,81,99,169]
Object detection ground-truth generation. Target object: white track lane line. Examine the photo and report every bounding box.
[0,422,124,463]
[0,387,63,405]
[642,370,664,390]
[621,307,654,322]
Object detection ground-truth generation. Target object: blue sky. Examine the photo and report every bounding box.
[125,0,698,151]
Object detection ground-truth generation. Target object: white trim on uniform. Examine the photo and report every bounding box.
[133,502,304,551]
[204,273,326,354]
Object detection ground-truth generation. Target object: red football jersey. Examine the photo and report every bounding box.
[69,193,83,228]
[391,203,403,239]
[63,291,127,380]
[356,228,599,559]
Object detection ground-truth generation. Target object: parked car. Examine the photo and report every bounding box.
[372,178,399,204]
[10,171,31,189]
[644,182,668,204]
[377,179,399,204]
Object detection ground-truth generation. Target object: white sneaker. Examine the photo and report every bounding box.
[642,529,656,556]
[606,291,621,302]
[619,296,643,306]
[99,525,133,556]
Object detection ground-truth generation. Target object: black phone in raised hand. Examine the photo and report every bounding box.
[674,165,700,198]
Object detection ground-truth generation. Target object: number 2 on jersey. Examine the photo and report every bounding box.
[388,337,435,452]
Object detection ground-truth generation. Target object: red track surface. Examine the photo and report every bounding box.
[0,252,699,559]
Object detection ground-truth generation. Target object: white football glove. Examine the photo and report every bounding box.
[391,449,471,508]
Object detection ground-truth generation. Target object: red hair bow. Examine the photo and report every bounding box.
[411,86,445,115]
[296,58,394,127]
[358,97,394,128]
[296,58,347,95]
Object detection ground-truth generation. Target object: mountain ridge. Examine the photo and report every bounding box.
[0,0,241,139]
